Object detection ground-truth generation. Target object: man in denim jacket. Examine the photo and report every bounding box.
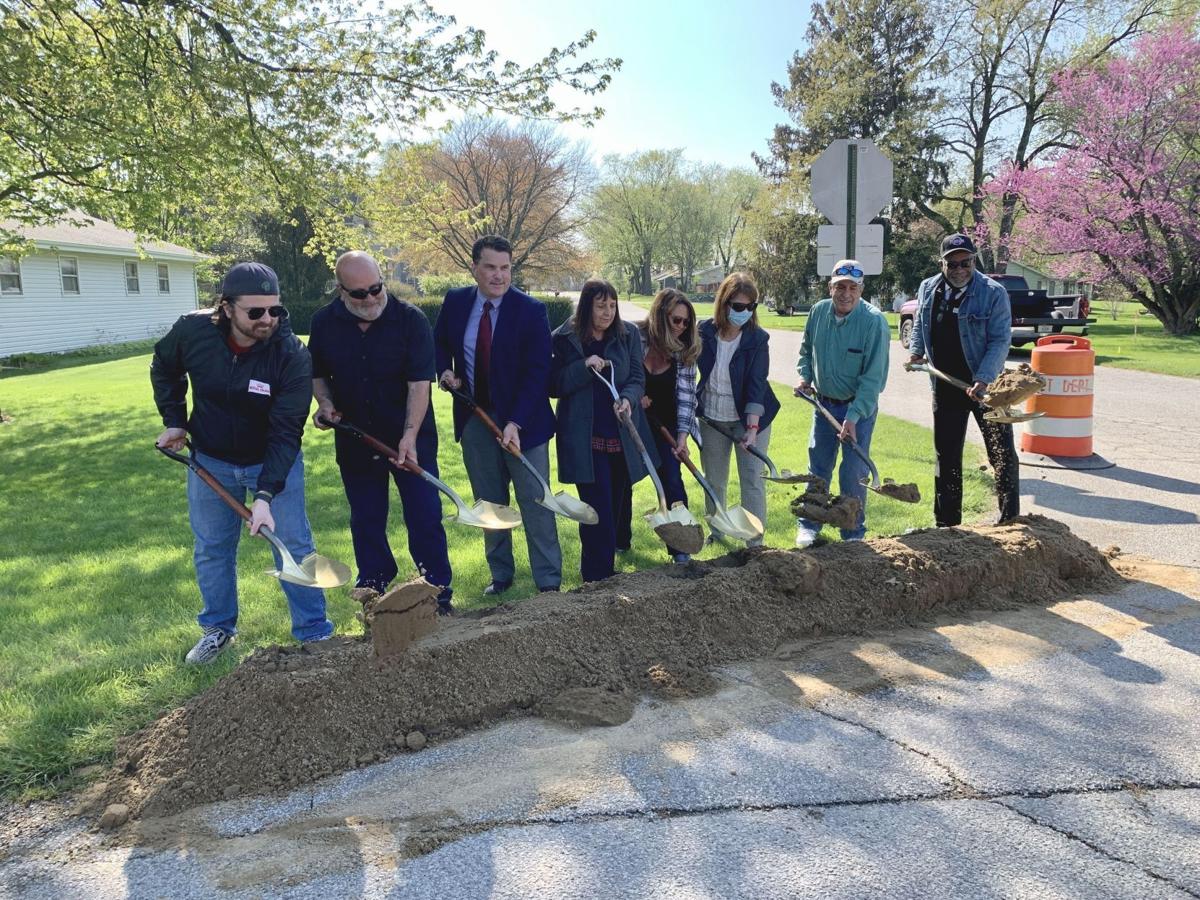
[908,234,1019,527]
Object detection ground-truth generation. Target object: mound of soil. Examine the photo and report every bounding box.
[99,516,1118,820]
[987,364,1046,407]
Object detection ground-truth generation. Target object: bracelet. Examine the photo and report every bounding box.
[746,424,759,432]
[253,490,274,504]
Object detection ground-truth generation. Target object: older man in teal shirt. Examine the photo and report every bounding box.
[793,259,891,546]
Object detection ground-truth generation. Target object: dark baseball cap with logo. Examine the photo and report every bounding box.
[941,233,978,258]
[220,261,280,297]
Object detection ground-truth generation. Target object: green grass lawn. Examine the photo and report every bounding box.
[0,352,991,800]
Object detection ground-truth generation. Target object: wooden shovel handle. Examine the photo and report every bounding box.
[442,384,508,444]
[156,443,251,522]
[318,416,422,477]
[649,418,703,479]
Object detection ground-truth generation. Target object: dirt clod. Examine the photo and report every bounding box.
[405,731,427,751]
[540,688,636,727]
[369,579,441,657]
[790,492,861,530]
[875,479,921,503]
[654,521,704,554]
[98,803,129,830]
[102,516,1118,821]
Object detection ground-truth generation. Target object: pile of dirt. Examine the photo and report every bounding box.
[986,363,1046,407]
[96,516,1118,821]
[790,490,862,529]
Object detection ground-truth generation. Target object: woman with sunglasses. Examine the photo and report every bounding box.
[695,272,780,547]
[550,279,659,582]
[615,288,702,564]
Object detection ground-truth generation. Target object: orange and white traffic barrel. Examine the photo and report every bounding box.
[1021,336,1094,457]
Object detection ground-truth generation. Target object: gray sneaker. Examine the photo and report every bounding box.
[185,628,234,665]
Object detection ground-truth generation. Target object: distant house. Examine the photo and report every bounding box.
[0,214,205,357]
[653,263,727,293]
[1004,260,1093,299]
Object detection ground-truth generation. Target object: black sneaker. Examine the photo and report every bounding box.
[437,602,453,617]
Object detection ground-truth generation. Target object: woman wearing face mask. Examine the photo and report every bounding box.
[550,279,659,582]
[696,272,780,547]
[615,288,701,564]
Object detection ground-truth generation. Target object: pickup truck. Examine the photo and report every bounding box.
[898,274,1094,349]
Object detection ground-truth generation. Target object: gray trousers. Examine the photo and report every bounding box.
[460,415,562,588]
[698,420,772,547]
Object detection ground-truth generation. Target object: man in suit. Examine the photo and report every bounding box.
[433,235,562,594]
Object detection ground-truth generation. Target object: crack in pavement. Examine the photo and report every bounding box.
[991,797,1200,898]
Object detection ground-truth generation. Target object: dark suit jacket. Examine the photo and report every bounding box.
[433,285,555,449]
[695,319,780,429]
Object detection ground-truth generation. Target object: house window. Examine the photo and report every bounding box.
[0,258,21,295]
[157,263,171,293]
[124,261,141,294]
[60,257,80,294]
[1036,280,1044,290]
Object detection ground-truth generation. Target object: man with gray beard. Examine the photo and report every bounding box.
[308,251,453,615]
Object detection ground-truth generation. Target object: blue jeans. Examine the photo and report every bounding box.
[797,401,877,541]
[186,451,333,641]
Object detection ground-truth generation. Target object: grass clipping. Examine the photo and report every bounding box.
[96,516,1118,821]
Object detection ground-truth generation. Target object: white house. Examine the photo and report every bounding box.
[0,214,205,358]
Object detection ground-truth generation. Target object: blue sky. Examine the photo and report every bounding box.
[423,0,813,169]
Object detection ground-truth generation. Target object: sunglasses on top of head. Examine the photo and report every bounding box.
[729,300,757,313]
[237,304,287,321]
[834,265,864,278]
[340,282,385,300]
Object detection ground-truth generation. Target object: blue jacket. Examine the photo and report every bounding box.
[695,320,780,428]
[910,271,1011,385]
[433,285,556,449]
[549,319,658,485]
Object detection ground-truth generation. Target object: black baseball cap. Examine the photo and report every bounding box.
[220,262,280,297]
[941,233,978,258]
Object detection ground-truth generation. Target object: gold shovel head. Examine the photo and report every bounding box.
[984,409,1045,424]
[453,500,522,531]
[543,490,600,525]
[269,552,352,589]
[707,505,763,542]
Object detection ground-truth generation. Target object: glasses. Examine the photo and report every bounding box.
[834,265,864,278]
[729,301,757,313]
[340,282,384,300]
[944,259,975,271]
[238,304,287,321]
[668,315,691,326]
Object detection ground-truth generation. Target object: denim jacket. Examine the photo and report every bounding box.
[910,270,1011,385]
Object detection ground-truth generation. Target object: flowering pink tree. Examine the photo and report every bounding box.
[987,25,1200,335]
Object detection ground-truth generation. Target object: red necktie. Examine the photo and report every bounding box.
[474,301,493,408]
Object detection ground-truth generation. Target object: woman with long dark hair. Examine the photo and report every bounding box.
[616,288,701,563]
[550,280,659,581]
[696,272,780,547]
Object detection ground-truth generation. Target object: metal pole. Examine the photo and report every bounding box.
[846,142,857,260]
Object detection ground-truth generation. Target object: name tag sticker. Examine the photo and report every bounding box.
[248,380,272,396]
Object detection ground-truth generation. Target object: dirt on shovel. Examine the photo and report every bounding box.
[655,521,704,554]
[790,490,861,530]
[986,363,1046,407]
[875,479,922,503]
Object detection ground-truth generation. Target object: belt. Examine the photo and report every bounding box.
[818,393,854,405]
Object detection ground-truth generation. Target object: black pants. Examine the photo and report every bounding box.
[577,450,631,583]
[933,379,1020,527]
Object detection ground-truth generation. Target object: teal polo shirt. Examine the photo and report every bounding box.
[796,298,891,423]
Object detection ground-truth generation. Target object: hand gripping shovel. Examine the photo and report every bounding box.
[904,361,1045,424]
[441,383,598,525]
[155,443,351,588]
[592,366,704,554]
[648,416,763,542]
[698,415,824,489]
[794,392,921,503]
[318,417,521,531]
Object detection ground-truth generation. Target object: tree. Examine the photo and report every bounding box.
[987,25,1200,335]
[0,0,618,245]
[744,187,822,311]
[366,118,593,282]
[711,167,763,274]
[586,150,683,295]
[664,170,723,291]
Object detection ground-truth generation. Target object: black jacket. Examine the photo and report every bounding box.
[150,311,313,495]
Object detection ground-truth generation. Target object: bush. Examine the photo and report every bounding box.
[418,273,475,297]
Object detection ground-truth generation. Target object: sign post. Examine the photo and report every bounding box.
[810,139,893,276]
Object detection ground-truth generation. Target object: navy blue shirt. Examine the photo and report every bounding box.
[308,294,438,466]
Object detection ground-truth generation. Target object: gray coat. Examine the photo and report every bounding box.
[550,319,659,485]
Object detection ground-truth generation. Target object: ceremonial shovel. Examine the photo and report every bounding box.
[904,362,1045,424]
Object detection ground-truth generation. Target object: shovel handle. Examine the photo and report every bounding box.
[442,383,520,449]
[318,416,424,477]
[156,442,251,522]
[649,418,701,478]
[699,415,775,470]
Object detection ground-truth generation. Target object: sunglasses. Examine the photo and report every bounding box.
[668,314,691,326]
[238,304,287,321]
[944,259,975,270]
[340,282,384,300]
[729,301,757,313]
[834,265,864,278]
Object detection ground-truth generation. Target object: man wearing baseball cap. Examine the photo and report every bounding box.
[907,234,1019,527]
[151,261,333,664]
[793,259,891,546]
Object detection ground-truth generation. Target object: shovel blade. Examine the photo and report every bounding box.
[984,409,1045,424]
[707,505,763,542]
[452,500,522,531]
[538,490,600,525]
[270,552,351,589]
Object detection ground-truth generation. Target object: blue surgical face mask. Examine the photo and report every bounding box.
[727,309,753,328]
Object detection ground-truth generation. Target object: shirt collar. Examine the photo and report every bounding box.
[475,287,504,309]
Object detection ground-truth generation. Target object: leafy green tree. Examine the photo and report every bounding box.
[744,189,822,313]
[0,0,618,245]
